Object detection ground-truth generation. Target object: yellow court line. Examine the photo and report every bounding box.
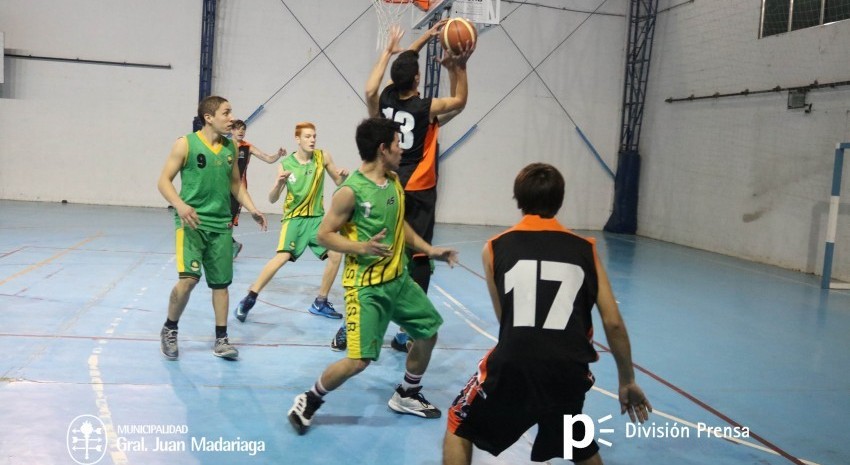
[0,233,102,286]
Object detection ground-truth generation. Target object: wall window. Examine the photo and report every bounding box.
[760,0,850,37]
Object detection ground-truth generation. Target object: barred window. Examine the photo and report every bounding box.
[760,0,850,37]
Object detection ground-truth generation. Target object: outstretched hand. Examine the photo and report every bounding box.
[441,40,475,68]
[427,18,449,37]
[619,383,652,424]
[385,25,405,54]
[277,147,287,158]
[363,228,392,257]
[251,211,268,232]
[429,246,459,267]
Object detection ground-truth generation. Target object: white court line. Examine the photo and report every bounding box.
[432,284,822,465]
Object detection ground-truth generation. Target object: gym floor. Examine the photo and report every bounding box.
[1,199,847,465]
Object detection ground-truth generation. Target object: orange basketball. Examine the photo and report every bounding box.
[441,17,477,55]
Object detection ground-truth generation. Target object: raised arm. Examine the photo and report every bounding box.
[157,137,200,229]
[250,145,286,164]
[428,48,470,120]
[366,25,405,117]
[268,163,291,204]
[408,18,447,53]
[322,151,350,186]
[595,251,651,423]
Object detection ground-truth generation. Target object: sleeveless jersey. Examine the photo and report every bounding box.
[339,170,406,287]
[175,131,236,233]
[379,85,439,191]
[280,150,326,219]
[236,140,252,180]
[487,215,600,377]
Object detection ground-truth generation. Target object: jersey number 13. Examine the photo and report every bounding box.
[382,107,415,150]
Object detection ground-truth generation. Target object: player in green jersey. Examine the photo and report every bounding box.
[233,122,350,322]
[287,117,458,435]
[157,96,268,361]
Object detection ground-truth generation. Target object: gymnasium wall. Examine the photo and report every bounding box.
[0,0,203,208]
[641,0,850,281]
[0,0,626,231]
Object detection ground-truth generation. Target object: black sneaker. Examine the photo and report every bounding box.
[330,325,347,352]
[387,385,441,418]
[390,332,412,353]
[160,326,178,360]
[288,391,324,435]
[235,294,257,322]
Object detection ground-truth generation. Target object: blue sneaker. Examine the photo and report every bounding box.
[235,294,256,322]
[330,325,347,352]
[232,240,243,259]
[391,332,412,353]
[309,300,342,319]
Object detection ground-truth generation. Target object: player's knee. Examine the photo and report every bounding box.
[348,358,371,374]
[177,277,199,292]
[272,252,290,266]
[326,251,342,265]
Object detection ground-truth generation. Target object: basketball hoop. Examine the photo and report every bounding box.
[372,0,430,50]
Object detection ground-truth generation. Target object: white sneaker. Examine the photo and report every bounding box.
[387,385,441,418]
[288,391,324,435]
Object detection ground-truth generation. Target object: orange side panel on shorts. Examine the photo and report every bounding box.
[447,348,493,433]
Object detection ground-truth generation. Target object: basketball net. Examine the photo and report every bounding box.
[372,0,430,50]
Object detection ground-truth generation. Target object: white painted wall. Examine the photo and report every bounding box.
[0,0,202,207]
[641,0,850,281]
[0,0,625,232]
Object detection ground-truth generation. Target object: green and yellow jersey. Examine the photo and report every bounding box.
[174,131,236,233]
[281,150,326,219]
[340,170,407,287]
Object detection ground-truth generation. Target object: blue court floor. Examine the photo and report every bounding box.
[0,199,848,465]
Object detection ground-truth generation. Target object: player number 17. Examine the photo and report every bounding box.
[503,260,585,329]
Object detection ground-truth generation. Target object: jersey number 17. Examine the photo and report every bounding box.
[504,260,585,330]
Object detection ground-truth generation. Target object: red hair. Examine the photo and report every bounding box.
[295,122,316,137]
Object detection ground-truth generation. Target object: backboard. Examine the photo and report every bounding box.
[412,0,500,31]
[413,0,455,30]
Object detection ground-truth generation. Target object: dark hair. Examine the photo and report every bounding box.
[390,51,419,92]
[513,163,565,218]
[232,119,247,130]
[197,96,228,123]
[355,117,401,162]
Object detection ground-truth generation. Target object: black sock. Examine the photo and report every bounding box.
[248,290,258,300]
[215,326,227,339]
[164,319,178,330]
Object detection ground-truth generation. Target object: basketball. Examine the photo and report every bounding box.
[441,17,477,55]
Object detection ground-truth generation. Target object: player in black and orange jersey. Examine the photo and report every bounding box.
[229,119,286,258]
[442,163,652,464]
